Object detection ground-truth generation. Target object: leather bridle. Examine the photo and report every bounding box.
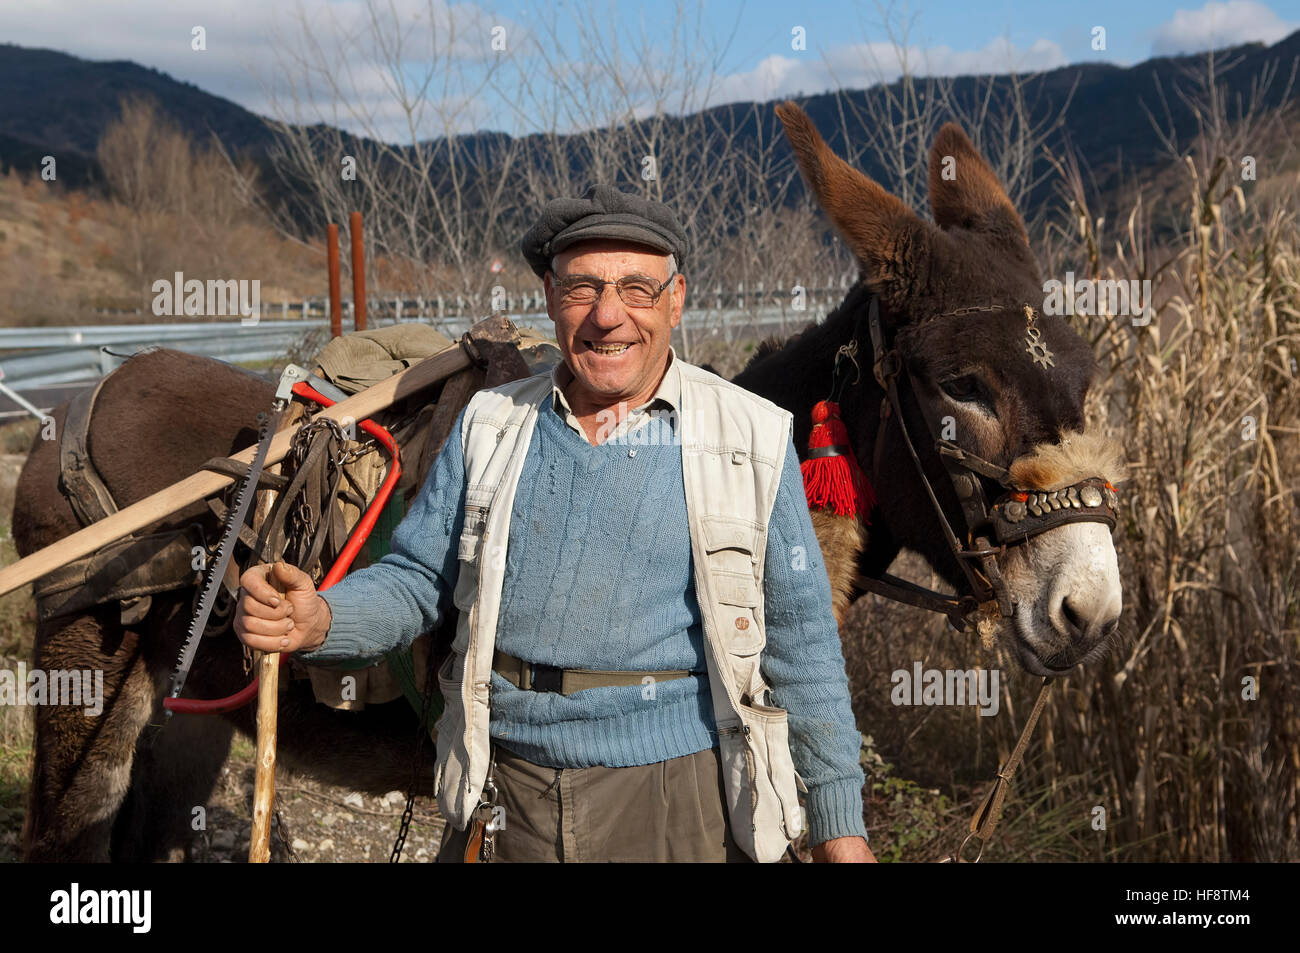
[851,294,1119,632]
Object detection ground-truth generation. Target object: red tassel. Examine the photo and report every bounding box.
[801,400,877,520]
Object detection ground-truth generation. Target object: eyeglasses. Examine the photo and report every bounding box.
[553,272,676,309]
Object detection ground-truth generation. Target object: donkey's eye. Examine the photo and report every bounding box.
[940,375,983,403]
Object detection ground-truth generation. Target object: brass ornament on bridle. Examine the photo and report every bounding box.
[1022,304,1055,369]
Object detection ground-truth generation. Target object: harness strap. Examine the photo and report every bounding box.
[252,426,334,572]
[950,677,1054,861]
[199,456,290,493]
[52,375,200,623]
[205,498,264,553]
[936,442,1014,486]
[855,572,976,629]
[868,297,998,607]
[58,378,118,526]
[32,526,205,623]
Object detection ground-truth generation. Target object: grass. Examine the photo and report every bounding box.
[0,420,38,456]
[0,654,34,858]
[230,735,256,761]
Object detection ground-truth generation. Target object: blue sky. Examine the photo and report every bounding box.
[707,0,1295,68]
[3,0,1297,139]
[694,0,1300,102]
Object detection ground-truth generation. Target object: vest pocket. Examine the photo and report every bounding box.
[452,505,487,613]
[718,702,804,862]
[747,702,804,843]
[457,530,481,562]
[700,514,765,656]
[714,570,763,655]
[717,720,758,857]
[458,500,490,560]
[433,651,466,814]
[701,514,759,553]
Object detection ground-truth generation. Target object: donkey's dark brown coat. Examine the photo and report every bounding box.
[736,104,1097,594]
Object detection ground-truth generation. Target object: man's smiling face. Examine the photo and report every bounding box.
[544,239,685,411]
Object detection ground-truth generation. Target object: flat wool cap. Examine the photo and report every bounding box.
[520,184,688,279]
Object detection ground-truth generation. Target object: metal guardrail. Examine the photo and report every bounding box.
[0,321,328,390]
[77,277,858,324]
[0,297,834,403]
[0,313,551,391]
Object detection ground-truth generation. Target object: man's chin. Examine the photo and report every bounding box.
[572,358,641,392]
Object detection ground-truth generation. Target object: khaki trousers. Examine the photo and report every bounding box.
[436,744,753,863]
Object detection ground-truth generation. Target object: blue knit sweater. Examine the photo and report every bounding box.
[299,378,868,846]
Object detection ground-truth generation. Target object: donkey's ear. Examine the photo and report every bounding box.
[928,123,1029,252]
[776,101,933,292]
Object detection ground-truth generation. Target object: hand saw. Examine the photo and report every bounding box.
[166,365,306,715]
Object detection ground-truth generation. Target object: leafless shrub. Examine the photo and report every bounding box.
[97,96,312,312]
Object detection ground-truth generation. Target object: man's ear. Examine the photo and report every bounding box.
[543,271,558,322]
[668,273,685,329]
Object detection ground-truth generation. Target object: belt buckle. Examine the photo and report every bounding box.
[528,663,563,694]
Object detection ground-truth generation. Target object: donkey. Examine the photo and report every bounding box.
[732,103,1124,675]
[14,351,442,862]
[11,105,1123,862]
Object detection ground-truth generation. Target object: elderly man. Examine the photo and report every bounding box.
[235,185,873,863]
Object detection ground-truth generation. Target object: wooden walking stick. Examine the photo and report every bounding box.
[248,466,287,864]
[249,646,280,863]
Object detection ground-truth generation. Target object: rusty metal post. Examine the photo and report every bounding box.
[350,211,367,331]
[327,223,342,338]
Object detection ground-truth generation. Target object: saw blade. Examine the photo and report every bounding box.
[167,403,285,710]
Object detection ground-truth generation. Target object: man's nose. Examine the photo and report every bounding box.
[590,287,627,327]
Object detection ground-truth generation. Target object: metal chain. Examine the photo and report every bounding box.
[829,339,862,404]
[337,436,378,467]
[932,304,1008,318]
[390,643,441,863]
[281,418,346,570]
[274,803,296,862]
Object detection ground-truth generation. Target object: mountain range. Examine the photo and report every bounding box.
[1,34,1297,218]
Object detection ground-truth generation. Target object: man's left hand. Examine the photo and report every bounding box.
[811,836,876,863]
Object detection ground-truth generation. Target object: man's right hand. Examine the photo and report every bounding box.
[235,561,331,654]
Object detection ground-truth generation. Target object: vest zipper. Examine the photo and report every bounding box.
[720,722,759,831]
[466,503,490,535]
[461,503,491,811]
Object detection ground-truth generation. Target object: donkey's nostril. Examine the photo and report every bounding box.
[1062,597,1087,634]
[1059,594,1119,641]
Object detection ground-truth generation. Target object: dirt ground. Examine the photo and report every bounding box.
[0,714,448,863]
[189,734,448,864]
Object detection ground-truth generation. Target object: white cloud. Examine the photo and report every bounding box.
[708,36,1069,107]
[1149,1,1299,56]
[0,0,517,141]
